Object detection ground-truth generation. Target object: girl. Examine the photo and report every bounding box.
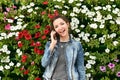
[41,15,86,80]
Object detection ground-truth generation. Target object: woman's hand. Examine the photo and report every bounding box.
[49,31,57,52]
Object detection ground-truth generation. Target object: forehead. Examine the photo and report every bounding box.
[53,18,65,25]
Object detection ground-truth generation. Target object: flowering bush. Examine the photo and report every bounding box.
[0,0,120,80]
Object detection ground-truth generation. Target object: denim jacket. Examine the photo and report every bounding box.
[41,38,86,80]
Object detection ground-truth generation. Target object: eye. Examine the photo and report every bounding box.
[60,22,64,25]
[54,25,58,29]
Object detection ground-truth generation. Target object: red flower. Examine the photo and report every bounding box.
[18,32,24,39]
[35,77,41,80]
[54,10,59,16]
[34,47,44,55]
[44,29,50,35]
[37,49,44,55]
[34,47,39,53]
[45,25,50,29]
[41,35,46,40]
[21,54,28,63]
[35,24,40,29]
[34,32,41,38]
[41,11,46,15]
[30,40,35,46]
[48,14,54,19]
[42,1,48,5]
[24,33,32,40]
[20,66,25,71]
[24,69,29,75]
[18,41,23,48]
[35,41,41,47]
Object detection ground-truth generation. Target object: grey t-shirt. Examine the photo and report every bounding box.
[51,42,68,80]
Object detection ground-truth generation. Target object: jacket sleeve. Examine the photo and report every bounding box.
[41,41,55,68]
[76,42,86,80]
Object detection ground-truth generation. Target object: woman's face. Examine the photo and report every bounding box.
[53,18,69,37]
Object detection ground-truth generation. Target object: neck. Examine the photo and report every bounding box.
[60,35,69,42]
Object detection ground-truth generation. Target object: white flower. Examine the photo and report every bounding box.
[99,37,105,43]
[16,63,21,67]
[85,33,90,37]
[89,23,98,29]
[89,56,96,60]
[16,49,21,53]
[92,34,97,38]
[55,5,62,9]
[84,52,90,56]
[17,18,22,21]
[105,48,110,53]
[15,16,18,19]
[1,33,6,37]
[7,19,13,23]
[6,51,11,54]
[9,62,14,66]
[1,56,10,63]
[113,8,119,14]
[106,14,112,20]
[86,11,95,18]
[78,32,85,37]
[99,24,105,28]
[110,0,114,1]
[118,12,120,16]
[71,17,79,24]
[115,17,120,24]
[68,0,74,3]
[82,36,90,42]
[109,20,115,24]
[19,15,25,18]
[35,7,39,10]
[86,63,91,69]
[113,41,119,46]
[0,66,4,71]
[103,6,107,10]
[81,9,87,13]
[70,12,76,17]
[64,6,69,9]
[57,0,62,2]
[30,2,35,6]
[27,8,33,13]
[62,11,67,15]
[0,37,4,40]
[26,5,31,8]
[87,60,96,65]
[17,22,22,25]
[80,24,85,28]
[73,7,80,13]
[80,0,84,2]
[94,6,102,10]
[20,5,26,10]
[76,3,82,6]
[75,29,80,33]
[74,38,80,41]
[86,73,91,78]
[4,65,10,69]
[109,33,116,38]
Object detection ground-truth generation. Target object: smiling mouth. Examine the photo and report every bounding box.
[60,29,65,33]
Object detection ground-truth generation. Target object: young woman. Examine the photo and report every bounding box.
[41,15,86,80]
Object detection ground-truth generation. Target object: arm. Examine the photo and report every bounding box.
[41,41,56,68]
[76,43,86,80]
[41,31,57,68]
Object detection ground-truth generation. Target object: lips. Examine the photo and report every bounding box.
[60,29,65,33]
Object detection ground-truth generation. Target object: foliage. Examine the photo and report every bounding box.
[0,0,120,80]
